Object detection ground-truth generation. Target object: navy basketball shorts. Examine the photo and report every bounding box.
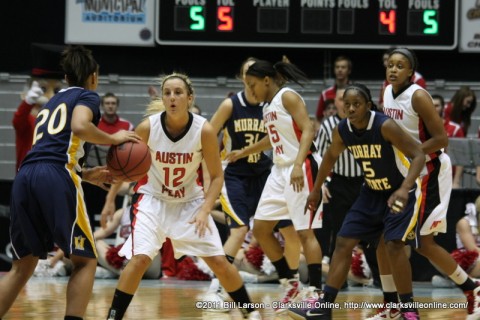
[220,170,269,228]
[338,184,421,248]
[9,162,96,260]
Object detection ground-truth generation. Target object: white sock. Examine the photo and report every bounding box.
[448,265,469,285]
[380,274,397,292]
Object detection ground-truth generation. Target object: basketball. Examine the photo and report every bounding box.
[106,141,152,182]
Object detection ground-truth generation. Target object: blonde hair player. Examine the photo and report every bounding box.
[103,73,261,320]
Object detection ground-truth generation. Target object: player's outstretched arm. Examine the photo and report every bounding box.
[72,105,141,145]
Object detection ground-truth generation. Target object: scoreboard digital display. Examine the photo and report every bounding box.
[156,0,458,50]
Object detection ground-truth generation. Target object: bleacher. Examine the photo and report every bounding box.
[1,73,479,182]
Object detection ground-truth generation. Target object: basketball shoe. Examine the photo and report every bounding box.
[400,310,420,320]
[365,303,401,320]
[288,298,332,320]
[465,285,480,318]
[274,278,300,313]
[202,278,230,312]
[294,286,321,308]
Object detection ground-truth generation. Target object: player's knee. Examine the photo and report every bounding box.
[296,229,314,244]
[204,256,229,275]
[414,245,433,257]
[385,240,404,253]
[230,226,248,241]
[252,225,270,240]
[333,236,356,255]
[128,254,152,270]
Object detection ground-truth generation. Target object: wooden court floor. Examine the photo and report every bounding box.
[0,276,473,319]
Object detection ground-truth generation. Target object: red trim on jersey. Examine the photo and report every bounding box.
[292,119,303,142]
[304,156,316,229]
[134,174,149,193]
[131,193,144,256]
[196,165,204,187]
[419,161,435,225]
[305,157,314,191]
[418,118,439,161]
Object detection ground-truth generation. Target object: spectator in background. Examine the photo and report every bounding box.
[12,43,64,172]
[98,93,134,135]
[315,55,352,122]
[84,93,134,168]
[444,86,477,137]
[433,94,465,189]
[322,98,337,120]
[378,47,426,112]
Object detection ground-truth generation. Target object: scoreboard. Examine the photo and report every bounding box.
[155,0,458,50]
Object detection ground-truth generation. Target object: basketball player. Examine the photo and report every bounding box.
[104,73,261,320]
[371,48,480,319]
[0,45,140,320]
[226,59,323,310]
[208,57,302,309]
[289,84,425,320]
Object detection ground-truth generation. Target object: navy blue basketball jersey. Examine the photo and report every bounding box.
[22,87,101,172]
[337,111,411,193]
[221,91,272,176]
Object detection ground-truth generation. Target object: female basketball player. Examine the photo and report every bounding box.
[104,72,261,320]
[0,45,140,320]
[372,48,480,319]
[225,59,323,309]
[207,57,302,310]
[289,84,425,320]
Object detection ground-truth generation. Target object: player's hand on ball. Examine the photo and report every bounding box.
[111,130,142,145]
[82,166,116,190]
[25,81,44,105]
[305,191,322,214]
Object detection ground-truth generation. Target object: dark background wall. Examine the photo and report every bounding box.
[0,0,478,81]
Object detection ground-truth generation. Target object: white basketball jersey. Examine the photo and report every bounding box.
[382,83,433,145]
[136,112,205,202]
[263,87,306,166]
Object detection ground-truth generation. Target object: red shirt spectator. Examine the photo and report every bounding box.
[444,120,464,139]
[12,101,36,172]
[316,85,337,121]
[443,86,477,136]
[98,92,134,136]
[98,115,134,135]
[315,56,352,121]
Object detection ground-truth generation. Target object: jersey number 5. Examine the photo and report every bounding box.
[362,161,375,178]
